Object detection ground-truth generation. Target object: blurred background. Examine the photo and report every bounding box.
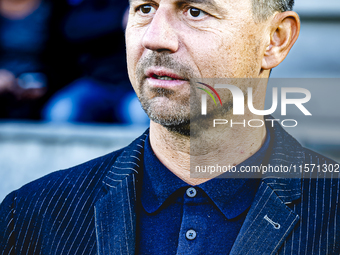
[0,0,339,201]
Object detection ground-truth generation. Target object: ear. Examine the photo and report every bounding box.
[262,11,300,70]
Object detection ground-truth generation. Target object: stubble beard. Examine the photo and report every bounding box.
[136,53,198,136]
[135,53,255,137]
[139,86,192,135]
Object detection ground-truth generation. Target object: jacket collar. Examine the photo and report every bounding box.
[94,117,304,254]
[94,130,148,255]
[262,115,303,204]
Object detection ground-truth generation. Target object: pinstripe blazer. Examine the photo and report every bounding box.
[0,121,339,255]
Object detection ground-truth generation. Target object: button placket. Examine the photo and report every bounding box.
[176,187,207,253]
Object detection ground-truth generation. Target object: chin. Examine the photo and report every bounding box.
[144,105,191,136]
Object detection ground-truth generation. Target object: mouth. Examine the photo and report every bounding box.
[151,74,183,81]
[146,68,188,81]
[145,68,189,88]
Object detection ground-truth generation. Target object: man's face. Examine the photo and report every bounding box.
[126,0,269,129]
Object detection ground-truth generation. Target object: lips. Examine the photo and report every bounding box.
[144,68,189,88]
[146,68,188,80]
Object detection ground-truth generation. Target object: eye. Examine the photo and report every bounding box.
[187,7,206,18]
[137,5,156,15]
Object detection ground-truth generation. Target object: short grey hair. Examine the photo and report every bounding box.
[252,0,295,22]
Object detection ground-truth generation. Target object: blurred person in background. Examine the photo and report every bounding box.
[0,0,75,120]
[42,0,149,124]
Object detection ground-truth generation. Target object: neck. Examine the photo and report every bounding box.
[149,114,267,186]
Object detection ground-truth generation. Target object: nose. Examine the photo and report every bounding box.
[142,9,179,53]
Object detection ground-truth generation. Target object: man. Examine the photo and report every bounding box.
[0,0,339,254]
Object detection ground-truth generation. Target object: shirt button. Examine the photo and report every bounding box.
[186,229,197,240]
[186,187,197,198]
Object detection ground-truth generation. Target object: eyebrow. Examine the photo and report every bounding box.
[129,0,218,8]
[182,0,226,15]
[177,0,221,14]
[179,0,217,5]
[129,0,223,15]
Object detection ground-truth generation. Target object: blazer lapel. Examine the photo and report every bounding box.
[230,118,305,254]
[229,181,300,255]
[94,132,148,255]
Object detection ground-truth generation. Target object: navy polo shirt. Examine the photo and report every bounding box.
[137,131,270,254]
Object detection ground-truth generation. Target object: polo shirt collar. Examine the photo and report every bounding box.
[141,135,187,213]
[141,130,270,219]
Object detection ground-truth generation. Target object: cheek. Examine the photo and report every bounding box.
[185,33,232,78]
[219,31,262,77]
[188,19,263,79]
[186,27,246,78]
[238,33,262,76]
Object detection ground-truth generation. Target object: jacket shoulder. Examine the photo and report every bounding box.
[303,147,338,164]
[0,129,148,253]
[301,147,339,178]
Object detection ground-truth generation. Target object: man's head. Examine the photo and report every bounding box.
[125,0,300,133]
